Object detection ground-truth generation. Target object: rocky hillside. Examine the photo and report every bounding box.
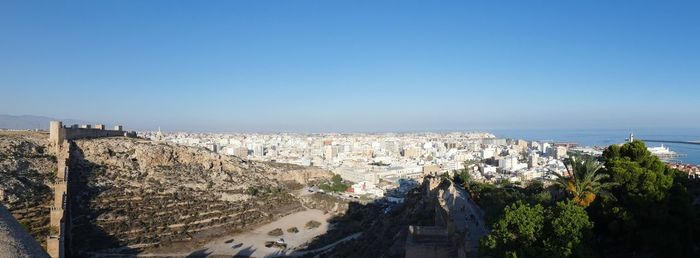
[0,132,334,256]
[0,132,55,244]
[68,138,332,255]
[267,162,336,189]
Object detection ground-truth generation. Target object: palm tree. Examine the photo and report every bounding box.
[549,156,617,207]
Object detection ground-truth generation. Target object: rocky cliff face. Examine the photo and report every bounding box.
[68,138,333,255]
[268,162,336,188]
[0,132,55,245]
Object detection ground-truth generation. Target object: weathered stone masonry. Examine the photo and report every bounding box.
[46,121,135,258]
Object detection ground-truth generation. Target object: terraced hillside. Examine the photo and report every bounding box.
[0,132,56,247]
[68,138,332,255]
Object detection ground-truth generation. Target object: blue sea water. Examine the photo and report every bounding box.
[491,128,700,165]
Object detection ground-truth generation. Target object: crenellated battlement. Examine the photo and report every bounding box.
[45,129,76,258]
[47,121,130,258]
[49,121,135,146]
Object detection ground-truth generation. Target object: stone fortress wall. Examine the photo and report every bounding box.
[46,121,135,258]
[406,176,476,258]
[46,141,69,258]
[49,121,134,144]
[405,176,454,258]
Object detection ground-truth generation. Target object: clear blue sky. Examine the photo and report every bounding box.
[1,1,699,132]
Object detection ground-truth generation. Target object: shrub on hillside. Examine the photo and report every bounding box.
[267,228,283,236]
[305,220,321,229]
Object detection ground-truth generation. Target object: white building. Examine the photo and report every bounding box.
[481,147,496,159]
[498,156,517,170]
[350,181,384,197]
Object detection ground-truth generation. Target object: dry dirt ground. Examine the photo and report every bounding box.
[138,209,332,257]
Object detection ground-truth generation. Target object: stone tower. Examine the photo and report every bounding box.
[49,121,64,145]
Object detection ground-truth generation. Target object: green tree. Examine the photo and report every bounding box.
[331,174,343,185]
[453,169,471,186]
[480,201,593,258]
[549,157,617,207]
[320,174,350,192]
[481,201,545,258]
[544,201,593,257]
[603,141,674,202]
[593,140,696,257]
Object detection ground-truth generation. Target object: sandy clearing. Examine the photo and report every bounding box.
[200,209,332,257]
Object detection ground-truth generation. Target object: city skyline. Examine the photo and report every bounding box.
[2,2,699,257]
[2,1,700,131]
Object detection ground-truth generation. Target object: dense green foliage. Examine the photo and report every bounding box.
[477,141,699,257]
[245,185,285,197]
[454,168,551,226]
[548,201,593,257]
[481,201,545,257]
[470,182,551,226]
[319,174,350,192]
[481,201,592,258]
[591,140,697,257]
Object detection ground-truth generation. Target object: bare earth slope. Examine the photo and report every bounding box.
[68,138,332,256]
[0,132,56,246]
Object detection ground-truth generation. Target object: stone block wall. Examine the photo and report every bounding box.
[46,121,133,258]
[63,128,126,141]
[49,121,130,146]
[47,139,71,258]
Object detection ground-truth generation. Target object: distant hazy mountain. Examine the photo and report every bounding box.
[0,114,90,130]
